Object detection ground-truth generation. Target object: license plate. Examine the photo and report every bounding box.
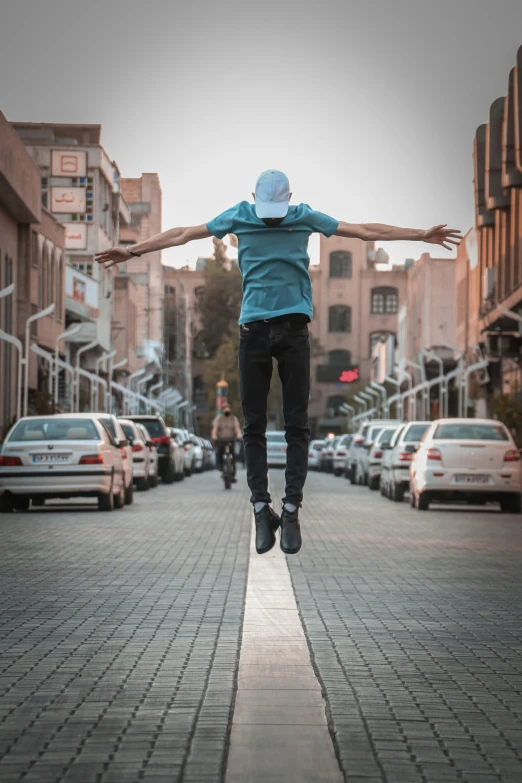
[454,474,490,484]
[32,454,69,464]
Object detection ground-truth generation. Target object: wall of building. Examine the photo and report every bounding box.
[113,276,139,375]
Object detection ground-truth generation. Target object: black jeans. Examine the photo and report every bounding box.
[239,320,310,507]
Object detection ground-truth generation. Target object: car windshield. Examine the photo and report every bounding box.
[133,419,165,438]
[330,438,341,448]
[120,423,135,440]
[378,429,395,446]
[434,422,509,441]
[266,432,286,443]
[8,418,99,441]
[98,417,116,437]
[403,423,430,442]
[369,426,383,442]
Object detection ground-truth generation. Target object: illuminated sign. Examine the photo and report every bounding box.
[316,365,359,383]
[51,187,86,213]
[51,150,87,177]
[64,223,87,250]
[338,368,359,383]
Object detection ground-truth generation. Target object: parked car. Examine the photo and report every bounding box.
[170,428,194,476]
[345,424,371,483]
[266,430,287,467]
[323,436,342,473]
[308,439,324,470]
[200,439,215,470]
[333,435,352,476]
[135,422,161,487]
[381,421,430,501]
[0,414,126,512]
[189,434,204,473]
[97,414,134,505]
[119,418,151,491]
[205,440,217,469]
[410,418,522,512]
[127,415,177,484]
[367,424,402,490]
[354,421,396,486]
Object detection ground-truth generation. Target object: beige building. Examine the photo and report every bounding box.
[120,174,163,364]
[309,236,407,434]
[0,112,66,432]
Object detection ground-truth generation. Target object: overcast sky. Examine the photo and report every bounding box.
[1,0,522,267]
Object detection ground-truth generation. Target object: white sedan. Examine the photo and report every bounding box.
[267,431,287,467]
[410,418,522,512]
[0,414,126,512]
[308,440,324,470]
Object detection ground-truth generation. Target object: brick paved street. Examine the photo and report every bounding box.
[271,470,522,783]
[1,468,522,783]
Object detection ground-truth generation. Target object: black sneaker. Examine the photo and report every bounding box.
[254,505,280,555]
[280,506,302,555]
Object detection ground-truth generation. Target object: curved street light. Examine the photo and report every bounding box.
[24,303,55,416]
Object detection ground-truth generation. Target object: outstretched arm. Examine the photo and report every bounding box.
[335,222,462,251]
[95,224,211,268]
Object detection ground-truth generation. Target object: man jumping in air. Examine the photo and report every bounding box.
[96,170,461,556]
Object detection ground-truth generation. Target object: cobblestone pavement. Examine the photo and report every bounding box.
[269,470,522,783]
[0,472,251,783]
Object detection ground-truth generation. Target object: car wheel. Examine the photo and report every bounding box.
[417,492,429,511]
[184,467,192,478]
[124,481,134,505]
[500,494,522,513]
[98,489,114,512]
[368,475,380,491]
[162,462,176,485]
[0,494,14,513]
[114,484,125,509]
[136,476,149,492]
[149,474,159,488]
[392,483,404,503]
[13,496,30,511]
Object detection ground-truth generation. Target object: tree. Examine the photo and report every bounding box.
[199,241,243,358]
[201,334,241,433]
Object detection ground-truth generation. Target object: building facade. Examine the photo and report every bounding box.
[120,174,163,365]
[12,122,131,405]
[0,112,66,433]
[309,235,407,434]
[473,44,522,396]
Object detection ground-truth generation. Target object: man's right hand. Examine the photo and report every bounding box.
[95,247,134,269]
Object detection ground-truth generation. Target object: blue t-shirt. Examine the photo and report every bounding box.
[206,201,339,324]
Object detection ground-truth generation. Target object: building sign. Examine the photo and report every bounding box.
[64,223,87,250]
[317,365,359,383]
[51,150,87,177]
[51,187,86,213]
[72,277,86,304]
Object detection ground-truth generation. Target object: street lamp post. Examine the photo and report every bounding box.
[384,374,402,420]
[55,324,81,409]
[421,349,445,419]
[93,350,116,411]
[442,342,466,417]
[24,303,55,417]
[364,386,381,417]
[370,381,388,418]
[397,365,414,420]
[403,358,427,419]
[74,340,98,412]
[111,358,128,413]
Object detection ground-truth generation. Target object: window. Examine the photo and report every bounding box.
[47,243,54,308]
[31,231,39,267]
[433,423,509,441]
[328,349,351,366]
[55,250,62,319]
[193,332,209,359]
[326,395,346,416]
[371,286,398,314]
[329,251,352,279]
[328,305,351,333]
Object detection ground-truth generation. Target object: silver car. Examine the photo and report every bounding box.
[119,419,151,492]
[0,414,126,512]
[367,425,402,490]
[267,430,287,467]
[380,421,431,502]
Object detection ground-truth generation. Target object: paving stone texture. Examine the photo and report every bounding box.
[0,473,251,783]
[270,470,522,783]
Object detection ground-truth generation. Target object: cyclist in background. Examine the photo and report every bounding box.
[211,403,242,482]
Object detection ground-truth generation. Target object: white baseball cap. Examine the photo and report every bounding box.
[254,170,290,218]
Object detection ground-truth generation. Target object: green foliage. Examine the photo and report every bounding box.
[199,248,243,358]
[201,334,241,432]
[28,389,53,416]
[491,388,522,446]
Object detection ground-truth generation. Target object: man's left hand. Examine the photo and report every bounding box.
[423,225,463,250]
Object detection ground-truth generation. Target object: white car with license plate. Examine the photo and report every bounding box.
[333,435,352,476]
[97,414,134,505]
[267,430,287,467]
[410,418,522,512]
[308,439,324,470]
[0,414,126,512]
[119,419,151,492]
[367,424,402,490]
[380,421,430,501]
